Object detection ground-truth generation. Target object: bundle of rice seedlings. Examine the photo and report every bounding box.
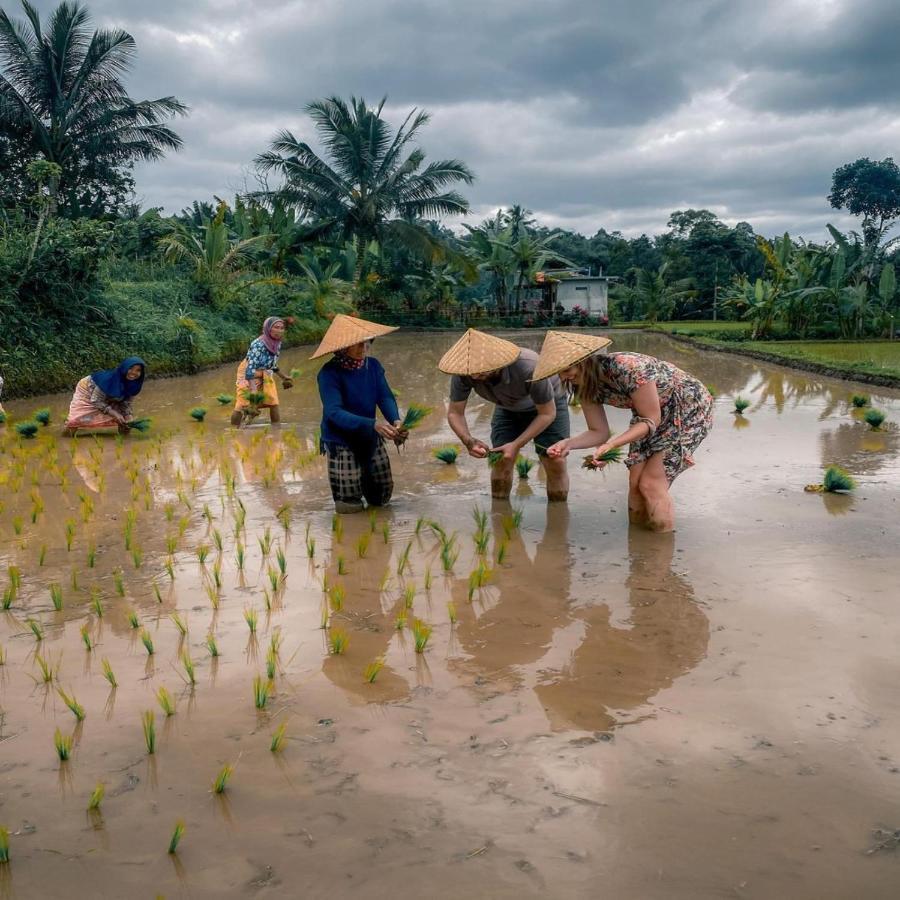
[276,504,291,531]
[487,450,503,467]
[164,557,176,581]
[50,583,63,611]
[864,409,886,430]
[87,783,105,811]
[244,607,258,634]
[275,546,287,579]
[733,396,750,414]
[245,390,266,408]
[80,624,93,651]
[270,722,287,752]
[33,408,51,426]
[401,404,432,431]
[473,529,490,554]
[206,633,220,658]
[101,658,117,687]
[58,688,85,721]
[582,446,624,469]
[216,394,234,405]
[8,566,21,593]
[433,444,461,467]
[364,658,385,683]
[15,422,38,439]
[0,645,5,666]
[157,687,176,716]
[142,710,156,754]
[167,820,185,854]
[54,728,73,760]
[1,587,13,611]
[412,619,432,653]
[253,674,271,709]
[140,629,154,655]
[128,418,152,433]
[331,514,344,543]
[515,456,535,479]
[211,528,224,554]
[265,647,277,680]
[440,541,459,573]
[823,466,856,493]
[212,763,234,794]
[850,394,870,408]
[189,407,207,422]
[328,626,349,655]
[212,558,223,589]
[181,649,196,685]
[337,555,347,576]
[86,543,96,568]
[131,547,142,569]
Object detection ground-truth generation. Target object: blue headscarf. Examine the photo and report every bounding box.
[90,357,146,399]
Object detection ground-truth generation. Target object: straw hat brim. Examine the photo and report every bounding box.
[531,331,613,381]
[310,315,398,359]
[437,328,521,375]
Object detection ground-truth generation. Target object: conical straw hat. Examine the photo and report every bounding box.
[437,329,521,375]
[310,314,398,359]
[531,331,613,381]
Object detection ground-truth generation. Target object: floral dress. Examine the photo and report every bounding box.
[595,352,713,483]
[234,338,280,411]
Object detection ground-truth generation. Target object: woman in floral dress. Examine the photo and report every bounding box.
[230,317,293,427]
[536,332,713,532]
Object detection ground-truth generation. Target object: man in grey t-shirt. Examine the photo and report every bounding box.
[438,329,570,502]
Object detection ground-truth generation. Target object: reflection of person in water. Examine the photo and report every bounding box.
[534,529,709,733]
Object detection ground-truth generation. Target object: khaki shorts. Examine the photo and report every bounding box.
[490,396,570,456]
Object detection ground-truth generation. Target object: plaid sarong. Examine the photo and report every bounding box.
[326,439,394,507]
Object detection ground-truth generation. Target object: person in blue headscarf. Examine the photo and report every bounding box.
[64,357,146,435]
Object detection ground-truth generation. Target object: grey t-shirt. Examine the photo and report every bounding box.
[449,348,565,412]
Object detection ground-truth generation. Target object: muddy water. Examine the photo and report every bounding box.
[1,331,899,900]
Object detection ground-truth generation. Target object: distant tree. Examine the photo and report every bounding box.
[828,157,900,251]
[666,209,719,237]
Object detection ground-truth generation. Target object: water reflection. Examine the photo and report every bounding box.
[820,422,900,475]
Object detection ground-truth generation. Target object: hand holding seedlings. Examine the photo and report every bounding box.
[582,445,624,470]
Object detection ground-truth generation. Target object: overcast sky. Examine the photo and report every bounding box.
[21,0,900,239]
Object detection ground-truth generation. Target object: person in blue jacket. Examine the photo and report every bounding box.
[312,315,405,513]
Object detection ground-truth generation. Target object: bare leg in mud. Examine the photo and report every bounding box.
[540,453,569,502]
[490,457,514,500]
[629,452,674,532]
[269,405,280,424]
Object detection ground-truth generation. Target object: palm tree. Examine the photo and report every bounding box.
[255,96,474,286]
[0,0,187,216]
[496,230,574,314]
[617,263,695,325]
[463,212,516,315]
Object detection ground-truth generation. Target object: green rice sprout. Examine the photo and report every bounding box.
[127,609,140,629]
[196,544,210,565]
[216,393,234,405]
[15,421,38,439]
[80,623,93,651]
[142,710,156,754]
[12,517,23,536]
[403,584,416,609]
[65,519,76,552]
[189,407,207,422]
[356,533,370,559]
[27,619,44,642]
[168,820,185,854]
[447,601,458,624]
[515,455,535,478]
[206,633,220,657]
[472,506,488,531]
[165,533,178,556]
[258,527,273,557]
[171,612,188,637]
[401,404,432,431]
[70,568,79,591]
[0,645,5,666]
[101,658,117,688]
[1,587,13,610]
[114,569,125,597]
[328,583,345,612]
[306,534,316,559]
[58,687,85,721]
[8,566,21,592]
[733,396,751,414]
[86,543,96,568]
[264,566,278,593]
[253,674,271,709]
[212,763,234,794]
[364,657,385,683]
[822,466,856,493]
[212,558,223,589]
[128,418,151,433]
[381,521,391,544]
[440,542,459,573]
[368,509,378,532]
[235,541,246,571]
[206,584,220,609]
[181,649,196,685]
[434,445,459,464]
[33,408,51,426]
[131,546,143,569]
[50,583,63,611]
[34,652,54,683]
[87,782,105,811]
[140,629,154,655]
[473,529,490,554]
[394,613,407,630]
[276,504,292,531]
[245,390,266,408]
[864,408,886,430]
[337,554,347,576]
[265,647,277,680]
[157,686,176,716]
[39,544,47,566]
[331,514,344,543]
[54,728,73,761]
[275,545,287,577]
[165,557,175,580]
[244,607,258,634]
[412,619,432,653]
[582,446,624,469]
[396,541,412,576]
[487,450,503,467]
[151,580,163,604]
[850,394,870,408]
[329,626,349,655]
[270,722,287,752]
[211,528,223,553]
[178,515,190,537]
[0,826,7,863]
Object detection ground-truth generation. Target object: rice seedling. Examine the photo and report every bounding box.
[329,626,349,655]
[1,587,13,610]
[395,613,407,630]
[244,607,258,634]
[515,455,535,479]
[379,568,391,591]
[12,516,23,536]
[70,567,80,591]
[864,409,886,430]
[356,532,370,559]
[306,534,316,559]
[157,687,176,716]
[163,502,175,522]
[381,521,391,544]
[181,649,196,685]
[364,657,385,683]
[368,509,378,532]
[472,506,488,531]
[58,687,86,721]
[412,619,432,653]
[128,418,151,433]
[733,396,751,414]
[216,393,234,405]
[171,612,188,637]
[211,528,224,554]
[140,629,154,655]
[50,583,63,611]
[54,728,73,761]
[212,763,234,793]
[823,466,856,493]
[206,633,220,657]
[142,710,156,753]
[80,623,93,651]
[423,566,432,591]
[189,407,207,422]
[212,558,223,589]
[206,584,220,609]
[87,782,105,811]
[131,546,143,569]
[582,447,624,469]
[65,519,76,552]
[33,408,51,426]
[196,544,210,565]
[265,647,277,680]
[487,450,503,467]
[127,609,140,629]
[235,541,246,571]
[39,544,47,566]
[85,542,97,568]
[403,584,416,609]
[276,545,287,577]
[15,421,38,439]
[496,540,508,565]
[473,529,490,555]
[114,569,125,597]
[337,554,347,576]
[167,820,185,854]
[34,652,54,683]
[101,658,117,687]
[328,583,345,612]
[177,516,190,537]
[397,541,413,577]
[850,394,870,408]
[511,508,524,528]
[331,514,344,543]
[8,566,21,592]
[0,645,5,666]
[447,601,458,624]
[0,826,8,863]
[440,541,459,573]
[433,445,459,464]
[270,722,287,752]
[399,404,431,432]
[253,674,271,709]
[258,527,273,557]
[165,557,175,580]
[27,619,44,642]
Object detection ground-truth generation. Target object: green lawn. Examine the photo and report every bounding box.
[747,341,900,377]
[613,320,751,336]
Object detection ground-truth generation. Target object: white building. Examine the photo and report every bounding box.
[553,276,610,316]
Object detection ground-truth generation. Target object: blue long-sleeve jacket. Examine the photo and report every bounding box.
[317,357,399,458]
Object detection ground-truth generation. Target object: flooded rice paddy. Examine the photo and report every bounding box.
[1,330,899,899]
